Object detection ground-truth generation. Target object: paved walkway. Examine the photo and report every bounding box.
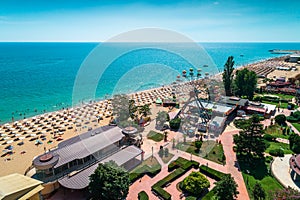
[271,154,300,192]
[219,130,250,200]
[127,128,250,200]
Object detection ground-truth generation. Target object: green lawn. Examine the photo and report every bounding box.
[292,123,300,132]
[204,143,226,165]
[176,141,197,155]
[176,141,225,165]
[261,100,288,109]
[265,141,293,154]
[130,156,161,174]
[161,153,174,164]
[261,93,295,100]
[147,130,164,142]
[238,156,283,200]
[265,124,289,139]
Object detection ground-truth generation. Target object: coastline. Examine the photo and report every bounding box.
[0,54,298,177]
[0,55,290,125]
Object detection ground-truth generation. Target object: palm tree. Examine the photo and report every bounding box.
[139,104,151,117]
[128,99,138,120]
[222,56,235,96]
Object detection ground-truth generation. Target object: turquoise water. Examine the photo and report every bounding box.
[0,42,300,123]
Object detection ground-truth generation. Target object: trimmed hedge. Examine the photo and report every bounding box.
[154,168,185,188]
[199,165,227,181]
[152,157,199,200]
[185,196,197,200]
[152,185,171,200]
[138,191,149,200]
[130,164,161,183]
[168,157,198,172]
[263,134,276,141]
[269,148,284,157]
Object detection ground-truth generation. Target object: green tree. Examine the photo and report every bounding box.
[289,133,300,153]
[215,174,239,200]
[195,140,203,153]
[164,148,169,157]
[89,161,130,200]
[252,182,266,200]
[275,114,286,126]
[156,111,169,128]
[158,147,164,158]
[222,56,235,96]
[112,94,130,121]
[233,115,266,160]
[139,104,151,117]
[181,172,210,196]
[234,68,257,100]
[129,99,138,120]
[169,118,181,130]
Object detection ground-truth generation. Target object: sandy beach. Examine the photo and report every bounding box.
[0,55,299,177]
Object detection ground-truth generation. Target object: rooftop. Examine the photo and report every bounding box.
[0,173,43,200]
[189,101,235,115]
[34,126,124,168]
[220,96,249,106]
[58,145,142,189]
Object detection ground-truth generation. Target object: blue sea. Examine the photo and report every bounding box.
[1,42,300,123]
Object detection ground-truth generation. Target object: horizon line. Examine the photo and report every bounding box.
[0,40,300,43]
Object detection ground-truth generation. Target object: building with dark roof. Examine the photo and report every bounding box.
[31,126,143,192]
[219,96,249,107]
[290,154,300,181]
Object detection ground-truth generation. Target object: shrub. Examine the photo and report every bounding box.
[263,134,276,141]
[253,96,262,102]
[233,146,237,152]
[275,114,286,126]
[130,164,161,183]
[153,157,199,200]
[195,140,202,152]
[152,168,185,199]
[158,147,164,158]
[287,116,298,123]
[138,191,149,200]
[185,196,197,200]
[169,118,181,130]
[164,148,169,157]
[265,155,274,163]
[152,185,171,200]
[168,161,179,172]
[289,133,300,153]
[181,172,210,196]
[269,148,284,157]
[199,165,227,181]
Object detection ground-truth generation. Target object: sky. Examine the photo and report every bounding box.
[0,0,300,42]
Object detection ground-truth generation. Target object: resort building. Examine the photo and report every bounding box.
[186,100,235,135]
[188,100,236,117]
[208,116,226,135]
[0,173,44,200]
[244,102,276,118]
[31,126,143,194]
[290,154,300,181]
[219,96,249,109]
[289,54,300,63]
